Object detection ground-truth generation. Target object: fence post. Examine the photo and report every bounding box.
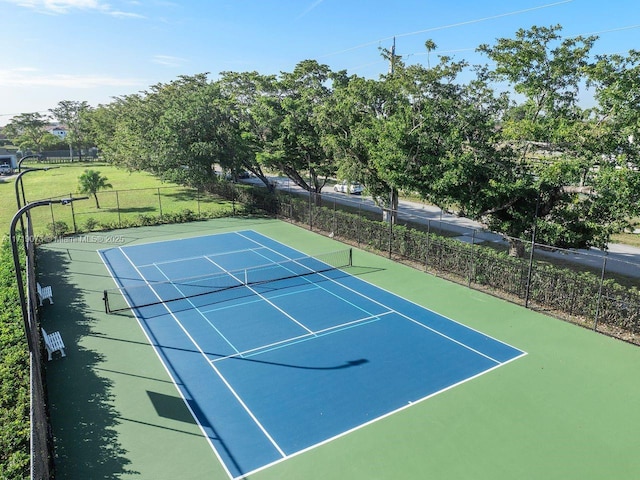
[388,209,393,259]
[425,219,430,271]
[116,190,121,227]
[69,192,77,233]
[157,187,163,219]
[524,238,536,308]
[468,229,476,288]
[525,193,540,308]
[357,202,361,246]
[593,253,608,331]
[308,189,312,230]
[50,203,56,237]
[333,197,337,236]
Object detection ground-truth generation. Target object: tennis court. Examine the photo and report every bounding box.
[37,219,640,480]
[98,229,524,479]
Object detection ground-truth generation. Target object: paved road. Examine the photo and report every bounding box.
[245,176,640,279]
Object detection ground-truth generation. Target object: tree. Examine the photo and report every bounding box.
[94,74,235,189]
[324,50,483,225]
[143,74,234,188]
[218,70,277,189]
[78,170,113,208]
[424,39,437,68]
[477,25,610,251]
[3,112,51,153]
[256,60,341,202]
[50,100,93,161]
[321,73,400,221]
[478,25,597,156]
[583,49,640,238]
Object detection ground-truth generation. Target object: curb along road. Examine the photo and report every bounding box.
[245,176,640,279]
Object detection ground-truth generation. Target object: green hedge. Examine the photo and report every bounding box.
[0,238,30,479]
[209,182,640,338]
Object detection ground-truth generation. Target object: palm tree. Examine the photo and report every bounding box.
[424,39,437,68]
[78,169,112,208]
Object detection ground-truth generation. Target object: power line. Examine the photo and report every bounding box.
[320,0,574,58]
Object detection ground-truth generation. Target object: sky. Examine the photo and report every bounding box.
[1,0,639,126]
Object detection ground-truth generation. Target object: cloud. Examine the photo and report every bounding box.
[298,0,325,19]
[0,67,144,88]
[151,55,188,67]
[2,0,144,17]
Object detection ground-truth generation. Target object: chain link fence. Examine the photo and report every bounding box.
[25,214,53,479]
[25,185,237,241]
[209,181,640,344]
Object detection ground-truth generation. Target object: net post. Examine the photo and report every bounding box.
[103,290,109,314]
[349,248,353,267]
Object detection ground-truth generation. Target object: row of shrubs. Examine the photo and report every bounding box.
[0,238,30,478]
[38,205,248,243]
[211,180,640,340]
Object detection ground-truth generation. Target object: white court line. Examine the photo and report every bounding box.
[204,256,316,337]
[137,245,270,268]
[151,262,241,357]
[236,231,509,365]
[109,231,527,479]
[240,230,526,359]
[116,246,288,460]
[211,311,394,363]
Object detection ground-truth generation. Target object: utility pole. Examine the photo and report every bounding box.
[389,37,396,75]
[384,37,400,226]
[387,36,402,75]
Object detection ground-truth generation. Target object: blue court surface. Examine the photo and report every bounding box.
[99,230,525,479]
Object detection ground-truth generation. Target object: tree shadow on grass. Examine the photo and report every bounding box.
[105,206,157,214]
[160,190,223,205]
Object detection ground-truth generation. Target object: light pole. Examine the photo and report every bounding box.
[15,167,58,210]
[10,197,88,351]
[14,167,58,252]
[17,154,41,173]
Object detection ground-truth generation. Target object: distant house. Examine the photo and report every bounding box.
[0,152,18,175]
[46,125,67,139]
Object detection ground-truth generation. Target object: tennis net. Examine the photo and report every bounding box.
[103,248,352,313]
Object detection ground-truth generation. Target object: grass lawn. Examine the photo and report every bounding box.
[611,216,640,248]
[0,162,234,238]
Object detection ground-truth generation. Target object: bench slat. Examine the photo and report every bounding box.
[42,328,65,360]
[37,282,54,306]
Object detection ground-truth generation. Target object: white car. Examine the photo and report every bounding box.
[333,181,363,195]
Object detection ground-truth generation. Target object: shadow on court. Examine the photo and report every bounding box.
[89,331,370,371]
[37,248,136,479]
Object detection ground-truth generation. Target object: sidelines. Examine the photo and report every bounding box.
[115,245,288,477]
[99,230,526,479]
[149,246,398,361]
[236,230,523,363]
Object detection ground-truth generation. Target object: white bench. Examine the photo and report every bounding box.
[42,328,66,361]
[37,282,54,306]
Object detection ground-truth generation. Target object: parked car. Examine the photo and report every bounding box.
[333,181,363,194]
[0,164,14,176]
